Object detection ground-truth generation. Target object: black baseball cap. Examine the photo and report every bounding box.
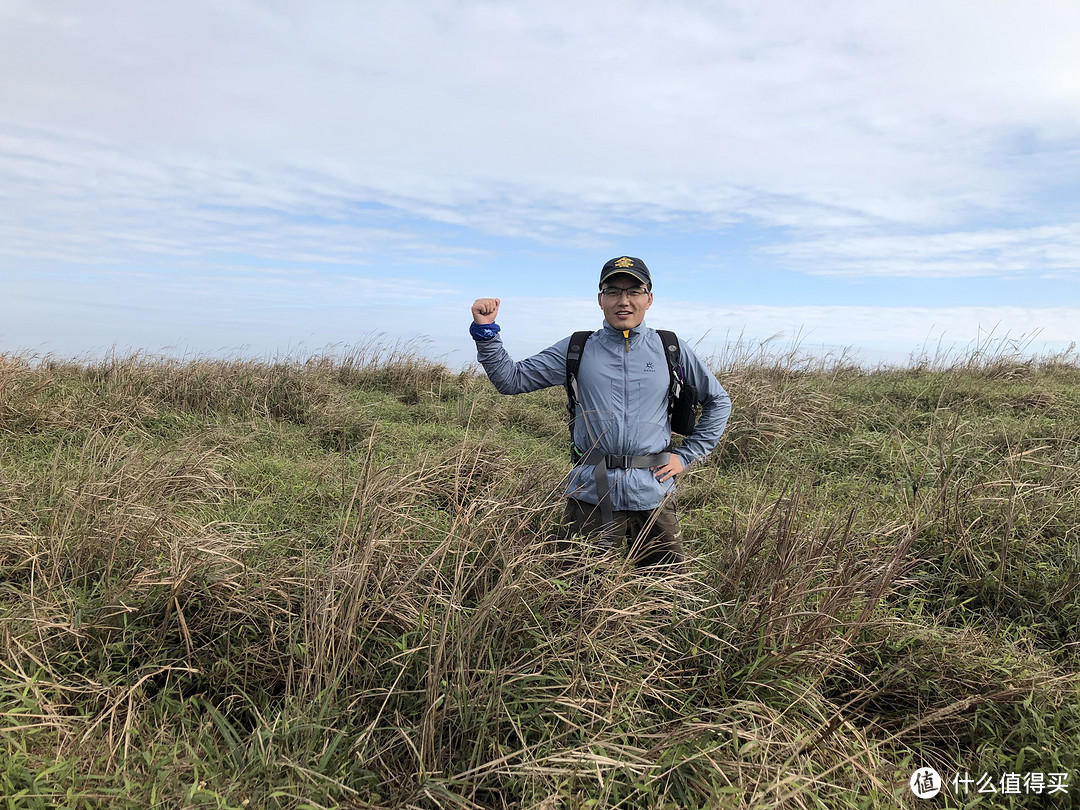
[599,256,651,289]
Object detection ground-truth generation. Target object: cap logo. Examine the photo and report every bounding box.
[614,257,634,268]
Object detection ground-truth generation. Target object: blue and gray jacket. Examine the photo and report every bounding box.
[473,319,731,511]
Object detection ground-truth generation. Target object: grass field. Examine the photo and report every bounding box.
[1,339,1078,809]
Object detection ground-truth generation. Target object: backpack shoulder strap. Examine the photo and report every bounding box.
[655,329,683,407]
[566,331,592,384]
[565,331,593,462]
[656,329,680,367]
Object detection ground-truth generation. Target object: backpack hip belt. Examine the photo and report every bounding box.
[576,451,670,532]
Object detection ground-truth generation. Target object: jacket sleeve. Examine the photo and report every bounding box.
[673,341,731,465]
[474,333,570,394]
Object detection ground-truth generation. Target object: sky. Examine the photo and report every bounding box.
[2,0,1079,369]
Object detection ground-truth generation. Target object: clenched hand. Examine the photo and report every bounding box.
[471,298,501,324]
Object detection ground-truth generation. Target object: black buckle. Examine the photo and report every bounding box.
[606,454,633,468]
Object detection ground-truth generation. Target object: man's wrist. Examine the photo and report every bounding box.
[470,322,501,341]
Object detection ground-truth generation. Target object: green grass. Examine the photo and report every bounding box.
[1,339,1078,809]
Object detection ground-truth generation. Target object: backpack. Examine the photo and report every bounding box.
[564,329,700,463]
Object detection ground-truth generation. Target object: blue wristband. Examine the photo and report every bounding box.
[470,322,501,341]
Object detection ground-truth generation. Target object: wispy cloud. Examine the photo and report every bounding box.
[650,302,1079,350]
[2,1,1078,360]
[770,224,1080,279]
[0,127,490,267]
[6,3,1079,223]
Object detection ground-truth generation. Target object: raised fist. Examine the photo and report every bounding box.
[471,298,501,325]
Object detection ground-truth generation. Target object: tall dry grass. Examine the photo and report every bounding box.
[1,341,1078,808]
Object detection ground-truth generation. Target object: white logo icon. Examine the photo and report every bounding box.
[910,768,942,799]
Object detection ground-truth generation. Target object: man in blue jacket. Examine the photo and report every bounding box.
[470,257,731,568]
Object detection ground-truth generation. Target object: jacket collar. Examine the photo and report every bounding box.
[602,318,647,337]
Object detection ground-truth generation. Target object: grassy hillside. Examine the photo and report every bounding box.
[1,341,1078,809]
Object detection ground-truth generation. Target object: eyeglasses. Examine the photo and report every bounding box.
[600,286,650,299]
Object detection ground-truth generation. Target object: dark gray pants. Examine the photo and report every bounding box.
[560,497,684,568]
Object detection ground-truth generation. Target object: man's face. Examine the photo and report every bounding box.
[598,273,653,330]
